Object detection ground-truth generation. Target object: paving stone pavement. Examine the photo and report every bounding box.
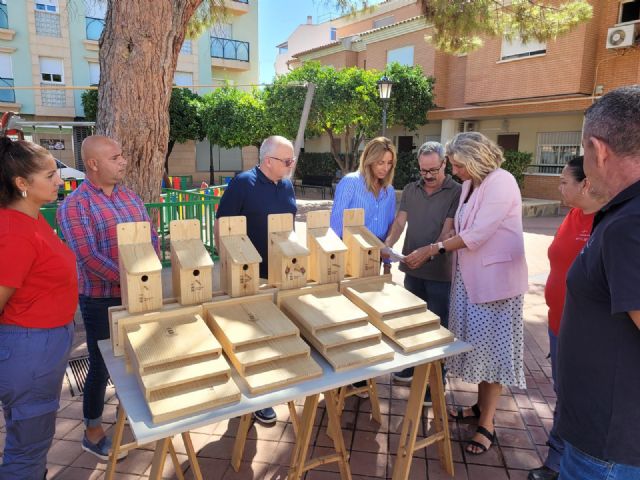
[0,202,565,480]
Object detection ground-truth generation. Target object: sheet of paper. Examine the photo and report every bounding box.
[381,246,405,263]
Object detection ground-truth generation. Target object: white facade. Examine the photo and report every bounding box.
[274,18,335,75]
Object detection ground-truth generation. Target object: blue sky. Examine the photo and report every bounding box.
[258,0,344,84]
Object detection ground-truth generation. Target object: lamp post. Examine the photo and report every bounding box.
[377,75,393,137]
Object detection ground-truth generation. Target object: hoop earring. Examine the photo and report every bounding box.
[21,190,27,198]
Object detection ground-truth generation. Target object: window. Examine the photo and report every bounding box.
[88,62,100,85]
[373,15,394,29]
[501,35,546,60]
[620,0,640,23]
[387,45,414,66]
[40,57,64,83]
[0,53,14,103]
[174,71,193,87]
[35,0,58,13]
[534,131,581,174]
[0,52,12,78]
[85,0,106,18]
[277,42,288,55]
[180,40,192,55]
[330,27,337,41]
[211,22,232,39]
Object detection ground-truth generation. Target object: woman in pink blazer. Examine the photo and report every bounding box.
[419,132,528,455]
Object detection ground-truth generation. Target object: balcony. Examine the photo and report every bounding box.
[85,16,104,41]
[210,36,250,71]
[214,0,249,15]
[0,77,15,103]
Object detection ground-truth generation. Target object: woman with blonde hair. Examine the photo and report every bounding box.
[330,136,397,249]
[419,132,528,455]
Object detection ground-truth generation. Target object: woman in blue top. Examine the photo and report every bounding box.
[330,136,397,274]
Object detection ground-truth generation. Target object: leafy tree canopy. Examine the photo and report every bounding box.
[329,0,592,54]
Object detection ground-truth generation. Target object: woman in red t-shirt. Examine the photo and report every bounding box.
[0,138,77,479]
[530,156,604,479]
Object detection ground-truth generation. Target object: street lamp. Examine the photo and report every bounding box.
[377,75,394,137]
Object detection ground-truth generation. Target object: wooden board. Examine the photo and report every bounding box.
[314,322,381,351]
[323,337,395,371]
[277,284,369,333]
[148,376,241,424]
[125,314,220,372]
[340,276,426,318]
[241,355,323,395]
[204,295,299,349]
[232,335,310,374]
[110,304,203,357]
[391,325,455,353]
[376,309,440,337]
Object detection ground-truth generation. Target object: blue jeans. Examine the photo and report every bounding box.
[544,328,564,472]
[79,295,121,428]
[0,323,74,480]
[560,442,640,480]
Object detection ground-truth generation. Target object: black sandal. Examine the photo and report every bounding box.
[450,403,481,421]
[466,425,495,455]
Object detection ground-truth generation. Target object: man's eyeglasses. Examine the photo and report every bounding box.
[419,161,445,177]
[268,155,296,167]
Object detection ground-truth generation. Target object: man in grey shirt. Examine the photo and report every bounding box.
[384,141,461,401]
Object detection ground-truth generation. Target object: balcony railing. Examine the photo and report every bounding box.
[233,0,249,3]
[85,16,105,41]
[0,77,15,103]
[527,164,564,175]
[0,3,8,29]
[210,36,249,62]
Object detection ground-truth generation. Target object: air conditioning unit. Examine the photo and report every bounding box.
[606,24,637,49]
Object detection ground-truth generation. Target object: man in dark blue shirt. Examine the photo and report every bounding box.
[214,135,297,424]
[556,85,640,480]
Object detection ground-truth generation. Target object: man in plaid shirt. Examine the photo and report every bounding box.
[58,135,158,460]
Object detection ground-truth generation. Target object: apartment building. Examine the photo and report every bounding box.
[0,0,259,184]
[289,0,640,200]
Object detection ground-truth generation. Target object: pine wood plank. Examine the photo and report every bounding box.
[382,309,440,335]
[341,277,426,318]
[241,355,323,394]
[232,335,310,373]
[323,337,395,371]
[391,325,455,353]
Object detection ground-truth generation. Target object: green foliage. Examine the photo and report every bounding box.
[169,87,205,145]
[393,151,420,190]
[502,150,533,188]
[331,0,592,55]
[265,62,434,174]
[201,86,270,149]
[295,152,341,178]
[81,89,98,122]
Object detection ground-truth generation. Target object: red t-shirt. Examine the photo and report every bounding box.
[544,208,595,335]
[0,208,78,328]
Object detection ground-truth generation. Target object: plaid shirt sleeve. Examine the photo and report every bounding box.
[57,195,120,284]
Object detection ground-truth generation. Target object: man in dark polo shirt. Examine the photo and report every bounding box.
[215,135,297,425]
[556,86,640,479]
[384,141,461,401]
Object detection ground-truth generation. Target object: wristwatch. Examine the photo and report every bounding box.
[437,241,446,255]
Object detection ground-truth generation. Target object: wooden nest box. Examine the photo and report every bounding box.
[170,219,213,305]
[306,210,347,284]
[217,216,262,297]
[268,213,310,290]
[117,221,162,314]
[341,208,384,278]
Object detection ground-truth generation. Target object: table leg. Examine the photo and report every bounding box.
[105,403,127,480]
[182,432,204,480]
[288,393,320,480]
[288,401,300,436]
[231,413,253,472]
[392,362,431,480]
[430,360,454,475]
[368,379,382,424]
[324,390,352,480]
[168,441,185,480]
[148,437,171,480]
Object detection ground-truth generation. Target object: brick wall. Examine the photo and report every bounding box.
[361,29,435,73]
[337,3,422,38]
[523,174,562,201]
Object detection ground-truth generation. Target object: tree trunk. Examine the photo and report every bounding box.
[97,0,202,202]
[326,128,346,174]
[163,139,176,188]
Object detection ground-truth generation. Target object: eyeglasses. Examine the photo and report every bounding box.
[268,155,296,167]
[419,161,445,177]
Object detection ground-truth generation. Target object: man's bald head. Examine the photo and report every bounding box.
[82,135,127,192]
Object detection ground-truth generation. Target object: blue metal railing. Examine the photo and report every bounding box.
[0,77,15,103]
[210,36,250,62]
[85,16,104,41]
[0,3,8,29]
